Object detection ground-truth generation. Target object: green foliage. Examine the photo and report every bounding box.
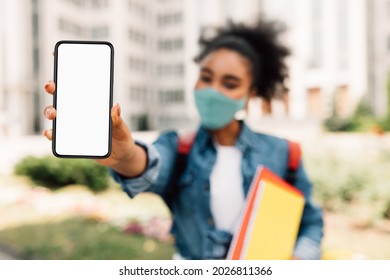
[324,71,390,132]
[380,116,390,131]
[382,199,390,220]
[14,156,109,191]
[0,218,174,260]
[306,150,390,214]
[337,172,366,202]
[306,156,370,211]
[323,99,379,132]
[323,116,354,132]
[379,72,390,131]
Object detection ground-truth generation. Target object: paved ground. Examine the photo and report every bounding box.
[0,248,16,260]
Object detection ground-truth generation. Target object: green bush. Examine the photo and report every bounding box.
[379,72,390,131]
[337,172,367,202]
[323,116,354,132]
[14,156,109,191]
[380,116,390,131]
[323,98,379,132]
[325,72,390,132]
[382,199,390,220]
[305,156,369,210]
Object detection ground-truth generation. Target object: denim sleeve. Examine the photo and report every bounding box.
[109,131,178,198]
[292,161,324,260]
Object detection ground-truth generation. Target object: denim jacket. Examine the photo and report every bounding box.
[110,122,323,260]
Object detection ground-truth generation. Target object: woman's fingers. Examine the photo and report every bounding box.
[43,105,55,140]
[43,129,52,141]
[111,102,121,126]
[44,105,57,120]
[43,78,55,141]
[44,80,55,94]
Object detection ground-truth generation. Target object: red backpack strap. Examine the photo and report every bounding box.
[285,140,301,186]
[178,132,196,155]
[168,132,196,208]
[287,140,301,171]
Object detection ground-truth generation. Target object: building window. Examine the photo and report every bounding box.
[307,87,322,118]
[175,64,184,76]
[130,86,148,102]
[128,0,147,19]
[159,89,184,104]
[33,48,39,73]
[64,0,108,9]
[158,12,182,26]
[157,64,184,77]
[88,0,108,9]
[335,85,349,117]
[32,12,39,37]
[388,1,390,16]
[58,18,87,37]
[158,38,184,51]
[129,57,148,73]
[173,13,182,24]
[64,0,85,7]
[91,26,109,38]
[388,36,390,51]
[128,28,147,46]
[173,39,183,49]
[130,114,149,131]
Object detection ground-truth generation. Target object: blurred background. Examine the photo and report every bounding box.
[0,0,390,260]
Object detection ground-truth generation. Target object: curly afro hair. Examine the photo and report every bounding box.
[195,18,290,101]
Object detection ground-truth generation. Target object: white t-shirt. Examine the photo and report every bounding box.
[210,143,245,234]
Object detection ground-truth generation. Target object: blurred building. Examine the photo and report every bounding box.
[0,0,389,138]
[367,0,390,117]
[0,0,35,137]
[259,0,370,120]
[0,0,192,136]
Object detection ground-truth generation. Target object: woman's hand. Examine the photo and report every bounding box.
[42,80,147,177]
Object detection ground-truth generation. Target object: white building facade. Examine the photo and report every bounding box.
[0,0,389,138]
[367,0,390,117]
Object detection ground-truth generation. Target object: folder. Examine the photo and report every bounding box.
[227,166,305,260]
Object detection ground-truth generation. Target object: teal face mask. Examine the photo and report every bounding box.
[194,88,247,129]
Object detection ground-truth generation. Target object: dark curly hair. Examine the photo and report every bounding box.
[195,18,290,101]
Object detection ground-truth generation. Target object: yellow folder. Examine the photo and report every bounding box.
[227,166,305,260]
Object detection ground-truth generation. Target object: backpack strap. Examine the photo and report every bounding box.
[285,140,302,186]
[176,134,301,186]
[174,132,195,182]
[165,132,195,209]
[178,132,196,155]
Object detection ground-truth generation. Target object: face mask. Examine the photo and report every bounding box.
[194,87,247,129]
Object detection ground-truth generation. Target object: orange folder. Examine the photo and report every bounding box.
[227,166,305,260]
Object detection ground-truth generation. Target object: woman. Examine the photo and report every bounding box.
[43,19,323,260]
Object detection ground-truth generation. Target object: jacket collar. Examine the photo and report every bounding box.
[196,121,256,153]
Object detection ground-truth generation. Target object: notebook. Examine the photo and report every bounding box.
[227,166,305,260]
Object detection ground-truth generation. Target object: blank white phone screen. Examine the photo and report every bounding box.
[54,42,112,157]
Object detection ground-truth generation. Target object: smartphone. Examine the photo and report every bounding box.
[52,40,114,158]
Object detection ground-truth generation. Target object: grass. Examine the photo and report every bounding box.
[1,213,389,260]
[2,147,390,260]
[0,218,174,260]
